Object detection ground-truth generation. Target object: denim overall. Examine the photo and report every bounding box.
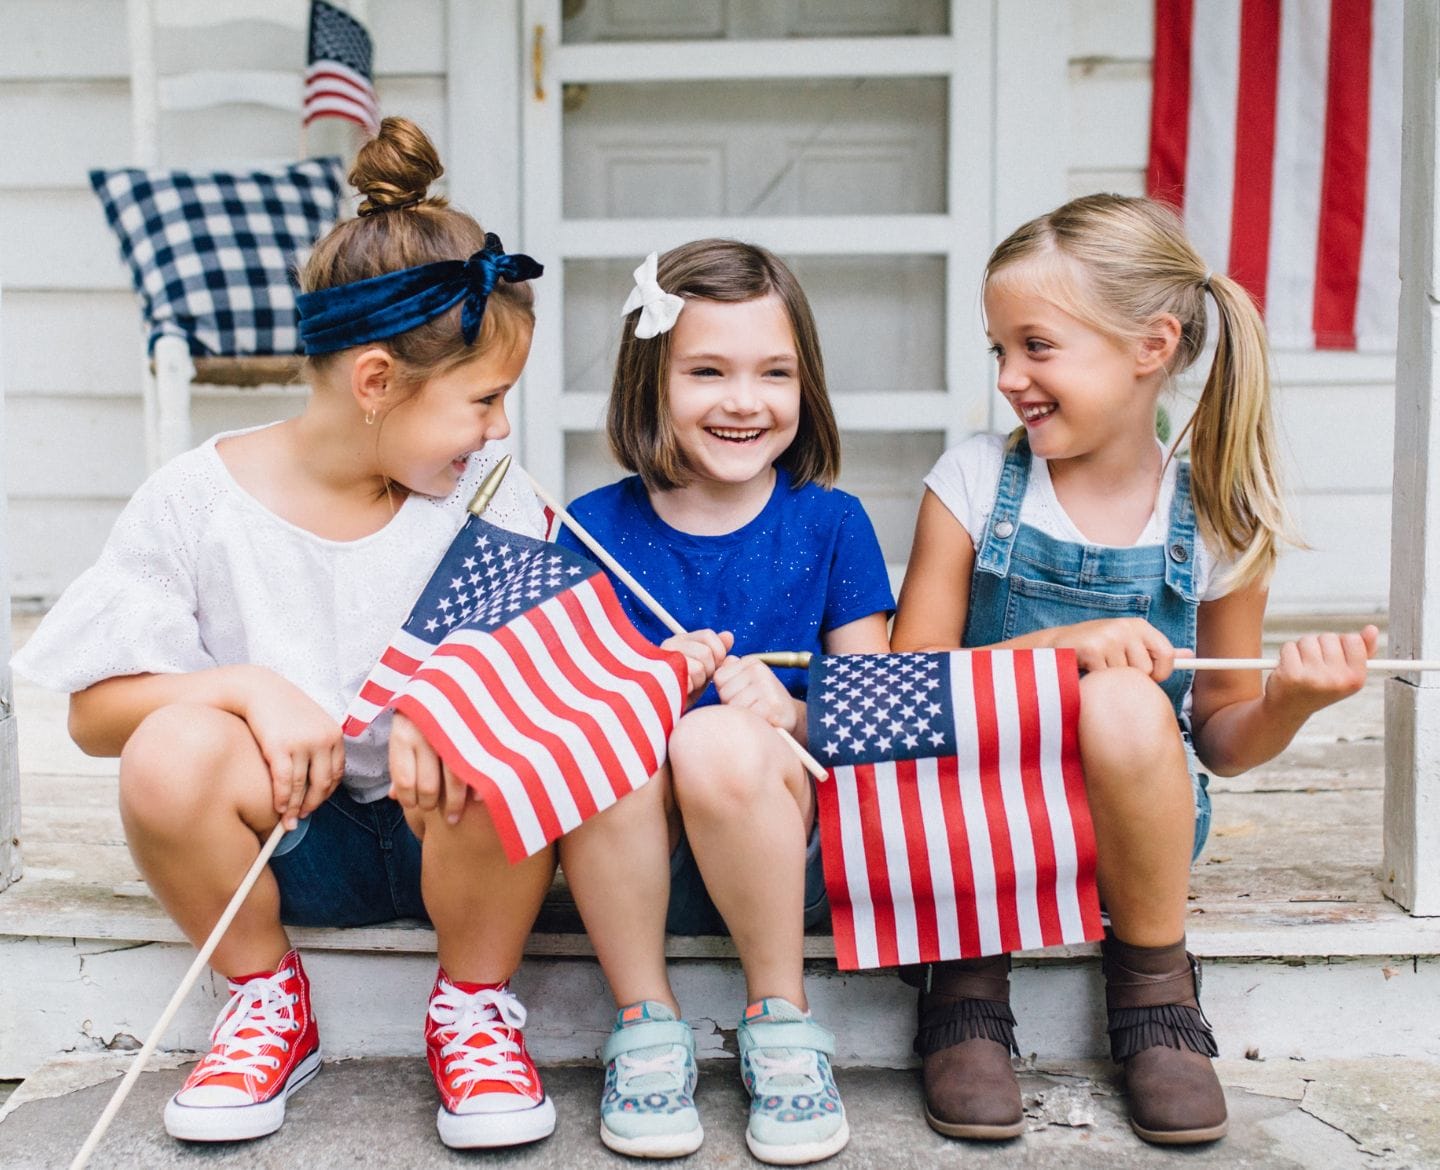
[962,437,1211,858]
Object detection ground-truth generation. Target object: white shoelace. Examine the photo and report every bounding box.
[428,980,532,1090]
[748,1048,822,1094]
[614,1045,687,1094]
[195,967,300,1084]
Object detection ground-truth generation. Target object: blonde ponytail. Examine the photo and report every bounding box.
[986,194,1300,590]
[1174,271,1300,589]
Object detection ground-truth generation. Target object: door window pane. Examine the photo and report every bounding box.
[561,0,949,42]
[563,79,948,218]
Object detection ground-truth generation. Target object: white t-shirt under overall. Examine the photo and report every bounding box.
[12,426,545,803]
[924,433,1231,603]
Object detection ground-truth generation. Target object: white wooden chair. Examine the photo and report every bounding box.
[125,0,367,468]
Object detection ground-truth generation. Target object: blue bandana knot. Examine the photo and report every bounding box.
[296,231,543,355]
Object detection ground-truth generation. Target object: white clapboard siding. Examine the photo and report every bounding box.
[1,292,143,395]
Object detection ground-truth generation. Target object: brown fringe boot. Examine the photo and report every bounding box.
[903,956,1024,1140]
[1102,934,1227,1144]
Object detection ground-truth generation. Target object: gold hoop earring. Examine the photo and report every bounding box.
[365,409,376,426]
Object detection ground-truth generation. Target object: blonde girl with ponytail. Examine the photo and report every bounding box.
[890,193,1377,1147]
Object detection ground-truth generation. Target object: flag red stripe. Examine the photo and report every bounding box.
[853,764,900,969]
[591,575,689,697]
[894,758,942,961]
[1010,651,1063,946]
[1055,649,1103,938]
[358,679,395,708]
[579,580,683,735]
[302,108,375,132]
[550,591,663,781]
[1147,0,1194,206]
[1228,0,1281,311]
[970,653,1022,953]
[1313,0,1372,348]
[487,623,635,799]
[815,770,859,970]
[402,665,568,847]
[933,753,982,957]
[381,646,424,675]
[429,637,597,820]
[392,692,528,861]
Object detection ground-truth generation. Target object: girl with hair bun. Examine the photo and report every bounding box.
[13,118,559,1151]
[892,193,1377,1146]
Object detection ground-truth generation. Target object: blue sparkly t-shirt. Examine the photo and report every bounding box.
[557,467,894,706]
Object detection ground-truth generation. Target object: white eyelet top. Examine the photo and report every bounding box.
[12,425,545,802]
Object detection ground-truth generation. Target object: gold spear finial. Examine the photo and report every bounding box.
[756,651,813,669]
[466,453,513,516]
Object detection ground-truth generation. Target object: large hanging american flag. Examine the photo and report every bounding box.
[343,514,687,863]
[1148,0,1401,351]
[304,0,381,136]
[811,650,1104,971]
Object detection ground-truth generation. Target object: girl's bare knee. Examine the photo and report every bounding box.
[670,709,790,813]
[119,705,261,827]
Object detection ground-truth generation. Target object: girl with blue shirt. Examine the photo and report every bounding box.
[555,240,893,1163]
[893,195,1376,1147]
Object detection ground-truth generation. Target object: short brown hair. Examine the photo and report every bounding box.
[300,117,535,390]
[608,239,840,491]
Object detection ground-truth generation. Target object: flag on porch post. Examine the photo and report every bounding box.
[304,0,381,136]
[342,514,688,863]
[1147,0,1402,351]
[810,649,1104,971]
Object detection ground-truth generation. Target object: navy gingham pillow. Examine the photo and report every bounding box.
[90,157,345,357]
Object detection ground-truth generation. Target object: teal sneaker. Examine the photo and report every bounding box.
[737,999,849,1164]
[599,1001,703,1157]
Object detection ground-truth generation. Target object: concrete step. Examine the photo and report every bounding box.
[5,925,1440,1081]
[4,1053,1438,1170]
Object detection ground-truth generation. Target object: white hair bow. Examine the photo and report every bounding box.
[622,252,684,339]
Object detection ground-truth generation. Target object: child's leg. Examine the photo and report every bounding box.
[1077,667,1194,943]
[667,705,810,1007]
[1078,667,1226,1145]
[406,796,556,982]
[122,704,321,1142]
[119,703,289,976]
[557,764,679,1012]
[408,792,559,1150]
[671,706,848,1163]
[560,767,706,1158]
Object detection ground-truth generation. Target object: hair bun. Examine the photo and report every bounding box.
[350,117,447,216]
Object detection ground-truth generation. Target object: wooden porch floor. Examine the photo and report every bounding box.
[4,612,1439,961]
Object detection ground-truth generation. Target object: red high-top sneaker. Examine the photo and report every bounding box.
[164,948,321,1141]
[425,970,555,1148]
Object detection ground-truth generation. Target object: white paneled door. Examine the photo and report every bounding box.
[519,0,996,566]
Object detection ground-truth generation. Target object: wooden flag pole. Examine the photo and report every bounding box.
[757,651,1440,673]
[70,821,289,1170]
[516,469,829,782]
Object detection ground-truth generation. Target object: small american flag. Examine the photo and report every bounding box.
[304,1,380,136]
[343,514,687,862]
[811,649,1104,971]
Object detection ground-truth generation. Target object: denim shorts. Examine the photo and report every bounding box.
[1184,732,1213,863]
[268,787,428,927]
[666,817,830,936]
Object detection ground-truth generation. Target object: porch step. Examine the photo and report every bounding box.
[4,904,1440,1079]
[4,1053,1439,1169]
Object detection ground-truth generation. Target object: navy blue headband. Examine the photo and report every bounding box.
[296,232,544,355]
